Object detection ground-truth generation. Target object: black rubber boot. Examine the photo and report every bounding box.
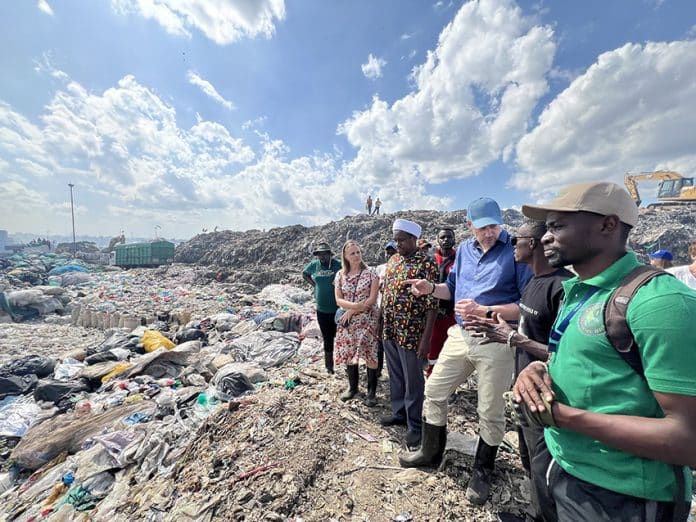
[365,368,378,407]
[340,364,359,401]
[376,341,384,378]
[466,437,498,505]
[324,350,334,374]
[399,422,447,468]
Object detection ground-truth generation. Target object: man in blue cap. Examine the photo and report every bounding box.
[399,197,532,506]
[648,249,673,270]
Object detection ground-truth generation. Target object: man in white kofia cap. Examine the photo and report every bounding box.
[379,218,439,449]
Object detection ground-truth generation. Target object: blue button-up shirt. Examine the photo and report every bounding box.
[446,229,532,325]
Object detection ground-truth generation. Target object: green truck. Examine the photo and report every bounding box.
[114,240,175,268]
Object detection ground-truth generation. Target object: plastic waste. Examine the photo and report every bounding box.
[100,363,132,383]
[0,395,42,437]
[53,358,85,381]
[0,354,56,377]
[141,330,175,353]
[0,374,38,398]
[189,392,220,421]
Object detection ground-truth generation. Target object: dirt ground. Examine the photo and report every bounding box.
[105,367,532,522]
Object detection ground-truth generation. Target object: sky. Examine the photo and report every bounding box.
[1,0,696,240]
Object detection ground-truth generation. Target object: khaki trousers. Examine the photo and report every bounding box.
[423,325,514,446]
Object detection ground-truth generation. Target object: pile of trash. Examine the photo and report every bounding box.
[0,252,102,289]
[0,312,537,521]
[631,205,696,265]
[0,284,332,520]
[0,287,71,324]
[174,205,696,289]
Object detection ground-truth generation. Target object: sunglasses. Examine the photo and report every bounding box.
[510,236,537,246]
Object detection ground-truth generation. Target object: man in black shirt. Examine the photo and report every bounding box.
[466,220,572,522]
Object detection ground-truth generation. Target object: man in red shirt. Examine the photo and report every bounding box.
[426,228,457,377]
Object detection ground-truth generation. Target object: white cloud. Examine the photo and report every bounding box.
[37,0,53,16]
[186,71,235,110]
[34,52,68,81]
[361,54,387,80]
[340,0,556,198]
[242,116,267,131]
[0,72,366,236]
[110,0,286,45]
[514,40,696,199]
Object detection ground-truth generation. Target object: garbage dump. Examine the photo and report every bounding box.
[1,205,694,520]
[0,262,546,521]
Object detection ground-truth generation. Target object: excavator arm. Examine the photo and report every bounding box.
[623,170,684,206]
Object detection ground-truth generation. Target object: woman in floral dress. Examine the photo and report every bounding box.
[334,240,380,406]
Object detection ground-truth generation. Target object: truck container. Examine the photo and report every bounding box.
[114,240,175,268]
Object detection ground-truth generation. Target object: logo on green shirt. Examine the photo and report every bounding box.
[577,302,604,336]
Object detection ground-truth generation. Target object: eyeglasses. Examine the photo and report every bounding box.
[510,236,537,246]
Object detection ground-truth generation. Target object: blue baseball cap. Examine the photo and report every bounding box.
[385,241,397,250]
[649,249,672,261]
[467,197,503,229]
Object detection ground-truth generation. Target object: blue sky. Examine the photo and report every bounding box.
[1,0,695,239]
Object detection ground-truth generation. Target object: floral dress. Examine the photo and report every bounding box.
[334,268,379,366]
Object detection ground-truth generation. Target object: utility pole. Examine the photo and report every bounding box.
[68,183,76,256]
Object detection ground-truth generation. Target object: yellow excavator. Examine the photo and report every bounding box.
[624,170,696,207]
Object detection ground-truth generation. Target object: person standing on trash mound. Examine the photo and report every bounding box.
[380,219,438,449]
[302,242,342,374]
[334,240,381,406]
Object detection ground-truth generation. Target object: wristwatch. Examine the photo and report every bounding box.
[485,307,494,319]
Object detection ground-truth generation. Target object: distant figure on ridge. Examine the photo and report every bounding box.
[373,197,382,215]
[366,195,373,215]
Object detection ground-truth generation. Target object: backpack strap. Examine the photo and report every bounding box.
[603,265,670,376]
[603,265,688,518]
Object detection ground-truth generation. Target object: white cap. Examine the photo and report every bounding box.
[392,219,422,238]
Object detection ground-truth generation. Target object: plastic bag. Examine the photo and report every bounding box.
[0,395,42,437]
[53,358,85,381]
[228,331,300,368]
[211,370,254,401]
[100,363,132,383]
[34,379,89,404]
[0,374,38,398]
[0,355,56,377]
[6,289,44,307]
[141,330,175,353]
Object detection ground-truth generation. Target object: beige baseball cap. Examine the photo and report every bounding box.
[521,181,639,227]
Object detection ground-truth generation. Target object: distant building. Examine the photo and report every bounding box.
[0,230,7,252]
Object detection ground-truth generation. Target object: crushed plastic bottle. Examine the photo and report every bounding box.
[62,470,75,486]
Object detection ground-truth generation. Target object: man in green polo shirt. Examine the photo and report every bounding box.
[513,181,696,522]
[303,242,342,374]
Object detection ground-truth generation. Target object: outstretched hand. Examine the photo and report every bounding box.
[464,313,513,345]
[402,278,433,297]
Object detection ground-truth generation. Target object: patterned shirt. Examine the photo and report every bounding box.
[381,251,438,351]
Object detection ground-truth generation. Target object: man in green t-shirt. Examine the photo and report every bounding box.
[303,242,342,374]
[513,182,696,522]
